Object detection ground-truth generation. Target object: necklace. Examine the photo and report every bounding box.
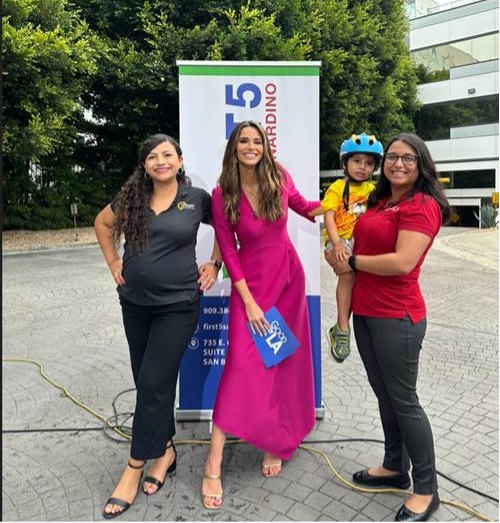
[243,189,259,198]
[242,184,259,196]
[241,185,260,216]
[242,186,260,203]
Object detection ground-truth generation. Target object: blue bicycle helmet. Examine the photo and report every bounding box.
[340,133,384,160]
[339,133,383,212]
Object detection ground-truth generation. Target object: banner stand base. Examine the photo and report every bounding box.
[176,409,213,422]
[315,403,325,419]
[176,405,325,422]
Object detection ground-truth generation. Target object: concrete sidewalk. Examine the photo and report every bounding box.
[433,227,498,271]
[2,227,498,521]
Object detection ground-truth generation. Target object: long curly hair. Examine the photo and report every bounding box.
[112,134,186,254]
[368,133,451,224]
[219,120,284,224]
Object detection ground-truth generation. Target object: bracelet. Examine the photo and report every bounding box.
[210,259,223,270]
[348,254,357,271]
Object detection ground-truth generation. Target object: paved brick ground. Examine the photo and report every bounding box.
[2,227,498,521]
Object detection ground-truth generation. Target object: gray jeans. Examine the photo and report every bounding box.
[353,314,438,495]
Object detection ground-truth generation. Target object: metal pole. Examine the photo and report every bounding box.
[73,214,79,241]
[70,203,79,241]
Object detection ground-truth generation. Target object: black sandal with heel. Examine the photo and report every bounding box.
[143,441,177,496]
[103,460,145,520]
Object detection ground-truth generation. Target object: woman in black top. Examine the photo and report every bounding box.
[95,134,222,519]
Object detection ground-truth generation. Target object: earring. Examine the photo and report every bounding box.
[144,170,151,180]
[177,166,185,179]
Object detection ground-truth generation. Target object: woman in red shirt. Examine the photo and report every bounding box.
[326,133,450,522]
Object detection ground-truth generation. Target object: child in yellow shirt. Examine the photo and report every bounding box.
[321,133,383,362]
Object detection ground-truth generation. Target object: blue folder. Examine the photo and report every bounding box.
[247,307,300,368]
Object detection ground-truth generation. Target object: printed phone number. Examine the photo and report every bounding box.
[203,307,229,314]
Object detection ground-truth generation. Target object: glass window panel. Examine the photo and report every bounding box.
[451,40,473,67]
[411,34,499,75]
[452,170,495,188]
[415,95,499,140]
[453,34,497,63]
[470,33,497,62]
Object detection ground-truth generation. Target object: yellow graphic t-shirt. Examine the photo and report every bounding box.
[321,179,375,241]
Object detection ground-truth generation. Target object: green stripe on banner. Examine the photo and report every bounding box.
[179,65,320,76]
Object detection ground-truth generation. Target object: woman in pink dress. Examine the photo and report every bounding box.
[202,120,322,509]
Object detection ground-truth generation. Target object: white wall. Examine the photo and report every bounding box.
[428,135,499,161]
[411,8,498,49]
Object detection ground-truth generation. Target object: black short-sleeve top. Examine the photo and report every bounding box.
[111,182,212,306]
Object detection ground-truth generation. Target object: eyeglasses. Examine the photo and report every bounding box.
[385,153,418,166]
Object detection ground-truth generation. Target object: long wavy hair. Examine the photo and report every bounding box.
[112,134,186,254]
[368,133,451,223]
[219,120,284,224]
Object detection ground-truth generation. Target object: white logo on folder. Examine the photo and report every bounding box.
[264,321,287,354]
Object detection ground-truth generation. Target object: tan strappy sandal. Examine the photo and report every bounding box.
[262,455,282,477]
[202,473,223,510]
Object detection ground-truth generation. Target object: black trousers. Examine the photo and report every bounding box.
[120,297,200,460]
[353,314,438,495]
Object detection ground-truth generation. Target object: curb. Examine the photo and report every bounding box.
[3,241,99,256]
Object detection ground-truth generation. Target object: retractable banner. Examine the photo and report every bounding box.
[177,61,322,419]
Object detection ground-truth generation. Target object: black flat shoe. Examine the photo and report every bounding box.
[395,493,440,521]
[103,460,145,519]
[353,469,411,489]
[143,441,177,496]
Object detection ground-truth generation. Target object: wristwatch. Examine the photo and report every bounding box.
[210,259,223,270]
[348,254,357,271]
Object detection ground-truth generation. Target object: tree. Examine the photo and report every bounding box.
[69,1,316,201]
[74,0,419,180]
[4,0,420,228]
[3,0,98,228]
[305,0,419,167]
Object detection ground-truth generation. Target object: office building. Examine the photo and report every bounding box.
[408,0,499,225]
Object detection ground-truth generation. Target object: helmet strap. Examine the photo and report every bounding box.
[342,178,350,212]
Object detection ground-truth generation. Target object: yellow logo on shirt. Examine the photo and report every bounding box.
[177,201,195,211]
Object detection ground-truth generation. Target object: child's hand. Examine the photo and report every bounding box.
[333,242,350,262]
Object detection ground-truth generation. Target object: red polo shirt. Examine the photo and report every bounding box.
[352,192,442,323]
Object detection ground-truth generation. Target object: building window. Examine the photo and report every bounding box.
[440,169,495,188]
[411,33,499,76]
[414,95,499,140]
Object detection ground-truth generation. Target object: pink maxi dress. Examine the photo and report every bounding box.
[211,169,319,460]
